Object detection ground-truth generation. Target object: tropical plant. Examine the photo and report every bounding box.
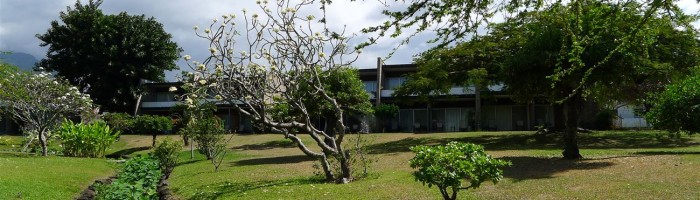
[94,155,162,200]
[410,142,511,200]
[153,137,182,177]
[57,120,119,158]
[102,112,134,134]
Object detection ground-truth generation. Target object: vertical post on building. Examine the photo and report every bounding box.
[375,57,383,133]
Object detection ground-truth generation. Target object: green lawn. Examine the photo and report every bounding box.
[0,154,115,199]
[163,131,700,199]
[1,131,698,199]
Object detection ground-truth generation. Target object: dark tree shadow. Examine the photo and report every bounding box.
[367,132,699,154]
[105,146,150,159]
[633,151,700,155]
[501,156,615,181]
[188,176,324,200]
[232,139,296,150]
[232,155,314,166]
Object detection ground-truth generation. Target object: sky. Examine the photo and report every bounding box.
[0,0,437,81]
[2,0,700,81]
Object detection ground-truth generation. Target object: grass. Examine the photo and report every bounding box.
[1,130,698,199]
[0,154,115,199]
[161,130,700,199]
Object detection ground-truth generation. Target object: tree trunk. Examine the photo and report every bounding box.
[338,151,352,183]
[152,133,157,148]
[39,132,48,156]
[319,155,335,182]
[562,97,583,159]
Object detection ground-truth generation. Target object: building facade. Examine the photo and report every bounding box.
[360,60,557,132]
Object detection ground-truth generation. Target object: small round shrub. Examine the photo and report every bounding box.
[153,137,182,177]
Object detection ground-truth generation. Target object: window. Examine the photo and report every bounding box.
[363,81,377,92]
[386,77,406,90]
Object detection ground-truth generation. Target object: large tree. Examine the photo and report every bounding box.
[180,1,369,183]
[37,0,181,113]
[0,63,93,156]
[394,1,700,159]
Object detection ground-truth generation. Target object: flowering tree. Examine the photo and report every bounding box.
[180,0,364,183]
[0,64,93,156]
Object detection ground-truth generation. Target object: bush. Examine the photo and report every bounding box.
[187,117,226,160]
[409,142,511,200]
[102,112,134,134]
[95,155,162,200]
[647,73,700,135]
[153,138,182,177]
[58,120,119,158]
[132,115,173,147]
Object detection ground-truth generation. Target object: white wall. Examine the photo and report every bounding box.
[616,105,651,128]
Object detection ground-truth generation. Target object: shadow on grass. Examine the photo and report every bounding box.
[501,156,615,181]
[232,139,296,150]
[232,155,314,166]
[187,176,324,200]
[633,151,700,155]
[105,146,150,159]
[367,132,699,154]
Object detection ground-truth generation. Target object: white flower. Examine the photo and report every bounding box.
[197,64,206,70]
[319,52,326,58]
[357,49,363,54]
[213,18,218,23]
[256,0,261,4]
[209,47,217,54]
[222,14,229,19]
[214,95,223,100]
[307,15,315,20]
[191,94,198,98]
[204,29,211,34]
[183,55,192,61]
[193,26,199,30]
[252,14,259,18]
[185,97,193,104]
[168,87,178,92]
[209,82,217,87]
[198,80,207,85]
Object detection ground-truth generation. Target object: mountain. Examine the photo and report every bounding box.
[0,52,38,71]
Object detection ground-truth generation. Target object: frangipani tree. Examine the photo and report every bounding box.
[180,0,364,183]
[0,64,93,156]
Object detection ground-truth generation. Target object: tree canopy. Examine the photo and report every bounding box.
[393,1,700,159]
[36,0,181,113]
[646,70,700,135]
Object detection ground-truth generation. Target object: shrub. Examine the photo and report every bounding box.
[647,73,700,135]
[58,120,119,158]
[132,115,173,147]
[153,138,182,177]
[102,112,134,134]
[187,117,226,160]
[95,155,162,200]
[409,142,511,200]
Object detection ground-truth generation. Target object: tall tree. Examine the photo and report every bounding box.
[37,0,181,113]
[394,1,700,159]
[180,1,368,183]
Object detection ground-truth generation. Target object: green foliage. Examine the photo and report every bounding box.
[131,115,172,134]
[410,142,511,200]
[153,137,181,177]
[95,155,162,200]
[36,0,181,112]
[102,112,134,134]
[0,63,94,156]
[186,117,226,160]
[57,120,119,158]
[647,73,700,134]
[373,104,399,119]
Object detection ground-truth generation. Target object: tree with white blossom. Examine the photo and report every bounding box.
[0,63,93,156]
[180,0,367,183]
